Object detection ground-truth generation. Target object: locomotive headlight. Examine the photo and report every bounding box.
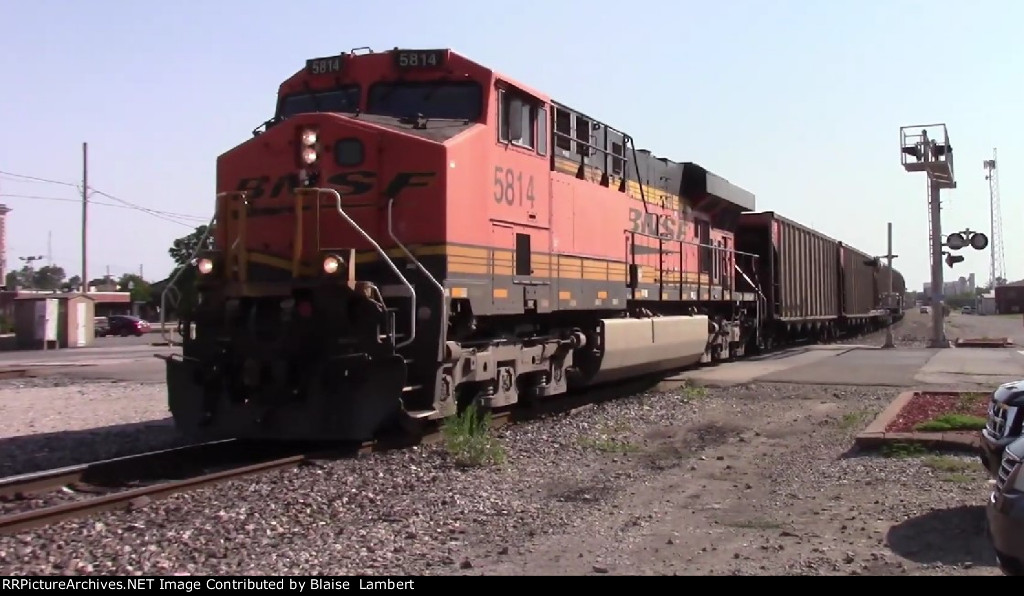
[301,147,318,164]
[300,128,318,146]
[197,258,214,275]
[322,255,342,275]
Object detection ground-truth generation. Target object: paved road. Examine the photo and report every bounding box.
[947,311,1024,346]
[671,310,1024,390]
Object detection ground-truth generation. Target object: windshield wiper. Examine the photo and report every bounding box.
[251,117,279,137]
[302,81,322,113]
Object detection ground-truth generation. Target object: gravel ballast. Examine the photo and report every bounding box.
[0,378,185,477]
[0,381,1001,576]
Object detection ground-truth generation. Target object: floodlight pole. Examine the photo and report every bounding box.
[900,124,956,349]
[927,178,946,347]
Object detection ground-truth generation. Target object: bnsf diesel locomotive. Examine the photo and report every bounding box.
[164,47,905,442]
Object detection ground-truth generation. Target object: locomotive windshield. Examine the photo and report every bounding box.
[278,85,360,118]
[367,81,482,121]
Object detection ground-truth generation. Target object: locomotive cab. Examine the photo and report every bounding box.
[166,48,493,442]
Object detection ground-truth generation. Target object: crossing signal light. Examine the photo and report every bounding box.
[945,253,964,268]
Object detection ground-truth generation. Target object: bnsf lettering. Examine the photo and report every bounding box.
[628,207,688,241]
[234,171,436,200]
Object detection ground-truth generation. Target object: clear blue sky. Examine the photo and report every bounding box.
[1,0,1021,291]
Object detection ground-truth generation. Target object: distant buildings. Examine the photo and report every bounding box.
[995,280,1024,314]
[922,273,976,298]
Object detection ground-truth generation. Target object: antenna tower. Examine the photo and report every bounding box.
[985,149,1005,287]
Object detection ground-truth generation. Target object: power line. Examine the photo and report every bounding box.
[0,193,205,223]
[0,170,208,227]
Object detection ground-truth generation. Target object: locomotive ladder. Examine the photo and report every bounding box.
[296,188,445,422]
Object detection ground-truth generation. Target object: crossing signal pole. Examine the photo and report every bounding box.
[900,125,956,348]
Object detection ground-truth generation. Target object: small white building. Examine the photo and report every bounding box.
[979,292,997,315]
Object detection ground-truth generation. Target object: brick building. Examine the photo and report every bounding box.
[994,280,1024,314]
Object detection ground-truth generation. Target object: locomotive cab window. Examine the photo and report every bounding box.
[498,87,540,151]
[278,85,361,119]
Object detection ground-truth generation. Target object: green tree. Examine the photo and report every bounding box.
[169,224,214,267]
[117,273,152,303]
[32,265,65,290]
[166,224,215,317]
[4,269,26,289]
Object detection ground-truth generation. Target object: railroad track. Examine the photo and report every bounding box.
[0,371,667,536]
[0,439,342,536]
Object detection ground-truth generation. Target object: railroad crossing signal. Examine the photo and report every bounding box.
[942,229,987,269]
[945,230,988,251]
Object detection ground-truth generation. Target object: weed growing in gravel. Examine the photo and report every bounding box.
[678,381,708,402]
[838,410,872,431]
[440,403,506,467]
[578,436,638,454]
[922,455,982,483]
[922,455,974,473]
[880,442,927,458]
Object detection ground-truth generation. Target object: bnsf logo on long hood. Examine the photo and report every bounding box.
[234,171,436,200]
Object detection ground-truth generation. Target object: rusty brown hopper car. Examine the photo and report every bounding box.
[735,211,842,343]
[840,244,884,320]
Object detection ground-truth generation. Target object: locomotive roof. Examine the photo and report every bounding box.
[285,47,757,211]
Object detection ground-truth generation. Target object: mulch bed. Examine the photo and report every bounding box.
[884,391,988,433]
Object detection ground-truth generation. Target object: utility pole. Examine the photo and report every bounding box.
[900,124,956,348]
[47,231,52,266]
[881,222,898,349]
[81,142,88,294]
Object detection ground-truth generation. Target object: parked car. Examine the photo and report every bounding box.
[981,381,1024,477]
[919,305,929,314]
[94,316,110,337]
[962,306,975,314]
[103,315,151,337]
[987,435,1024,575]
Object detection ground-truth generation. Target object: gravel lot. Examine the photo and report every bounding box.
[0,311,1008,575]
[0,378,184,477]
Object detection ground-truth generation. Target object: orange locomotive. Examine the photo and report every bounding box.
[167,47,765,442]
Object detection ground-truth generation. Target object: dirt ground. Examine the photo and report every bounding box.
[458,311,1012,576]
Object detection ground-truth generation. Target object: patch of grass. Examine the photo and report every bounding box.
[880,442,928,458]
[922,455,973,473]
[578,435,638,454]
[922,455,981,484]
[914,413,987,432]
[440,403,506,467]
[838,410,871,431]
[678,381,708,401]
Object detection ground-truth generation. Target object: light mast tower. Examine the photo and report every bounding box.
[985,149,1005,287]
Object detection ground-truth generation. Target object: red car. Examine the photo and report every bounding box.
[99,315,151,337]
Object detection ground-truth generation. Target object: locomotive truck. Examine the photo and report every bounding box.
[164,47,903,442]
